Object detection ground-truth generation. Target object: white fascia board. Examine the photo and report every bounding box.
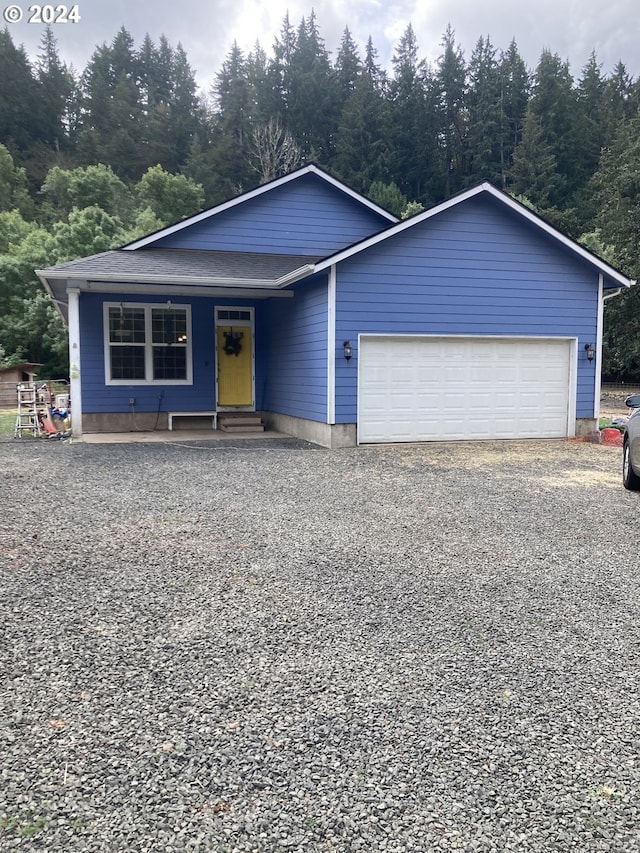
[306,166,398,222]
[73,281,293,299]
[123,165,397,251]
[314,182,635,289]
[482,186,635,289]
[38,271,282,288]
[36,271,67,321]
[275,264,316,287]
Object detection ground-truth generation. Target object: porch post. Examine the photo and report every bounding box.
[67,285,83,436]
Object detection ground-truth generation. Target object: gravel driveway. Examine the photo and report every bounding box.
[1,437,640,852]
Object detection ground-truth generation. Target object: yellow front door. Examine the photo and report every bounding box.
[217,326,253,406]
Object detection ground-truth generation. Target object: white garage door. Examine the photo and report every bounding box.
[358,336,573,443]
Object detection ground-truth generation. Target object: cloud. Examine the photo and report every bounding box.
[6,0,639,89]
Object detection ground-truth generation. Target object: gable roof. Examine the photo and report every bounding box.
[123,164,398,251]
[310,183,635,290]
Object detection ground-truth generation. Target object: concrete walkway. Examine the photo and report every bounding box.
[78,428,292,444]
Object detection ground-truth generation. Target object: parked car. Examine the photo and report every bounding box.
[623,394,640,490]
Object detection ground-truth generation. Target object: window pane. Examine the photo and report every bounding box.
[109,307,145,343]
[152,308,187,344]
[153,345,186,380]
[217,309,250,321]
[111,346,145,379]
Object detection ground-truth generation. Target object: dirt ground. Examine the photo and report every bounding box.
[600,390,636,419]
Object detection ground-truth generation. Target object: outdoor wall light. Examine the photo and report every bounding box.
[343,340,353,361]
[584,343,595,362]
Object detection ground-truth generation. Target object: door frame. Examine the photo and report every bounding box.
[215,306,255,411]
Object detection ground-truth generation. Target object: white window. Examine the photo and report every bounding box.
[104,302,192,385]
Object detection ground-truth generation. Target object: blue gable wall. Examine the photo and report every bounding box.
[334,195,600,423]
[150,174,391,256]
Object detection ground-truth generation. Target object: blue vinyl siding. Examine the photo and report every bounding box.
[79,292,269,413]
[334,196,600,423]
[263,275,328,421]
[153,175,390,255]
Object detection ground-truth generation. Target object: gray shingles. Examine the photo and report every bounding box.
[39,248,321,283]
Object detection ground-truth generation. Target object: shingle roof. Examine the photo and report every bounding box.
[38,248,321,284]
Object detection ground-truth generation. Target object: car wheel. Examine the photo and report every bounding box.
[623,439,640,491]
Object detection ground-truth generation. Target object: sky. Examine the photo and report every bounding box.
[5,0,639,91]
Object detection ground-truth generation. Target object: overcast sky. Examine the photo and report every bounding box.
[6,0,639,90]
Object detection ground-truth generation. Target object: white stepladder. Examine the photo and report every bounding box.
[14,384,41,437]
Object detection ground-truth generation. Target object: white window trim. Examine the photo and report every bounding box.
[215,306,254,326]
[104,301,193,386]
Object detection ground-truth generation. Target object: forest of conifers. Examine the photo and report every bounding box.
[1,13,639,379]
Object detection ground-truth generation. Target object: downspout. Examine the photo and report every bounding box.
[594,274,604,422]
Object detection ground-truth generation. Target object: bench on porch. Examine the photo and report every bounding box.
[167,411,217,431]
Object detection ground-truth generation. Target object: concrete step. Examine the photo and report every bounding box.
[218,413,264,433]
[219,423,265,433]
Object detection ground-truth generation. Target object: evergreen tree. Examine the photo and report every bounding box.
[269,12,297,126]
[286,12,337,163]
[434,25,468,197]
[388,24,433,201]
[0,29,42,167]
[246,42,275,128]
[497,40,530,189]
[466,35,503,186]
[168,43,203,171]
[509,108,560,208]
[35,28,75,159]
[335,27,362,100]
[364,36,387,92]
[334,70,391,192]
[527,50,581,205]
[75,29,147,179]
[593,117,640,379]
[209,41,255,193]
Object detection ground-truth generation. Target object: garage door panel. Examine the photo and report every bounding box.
[358,336,572,443]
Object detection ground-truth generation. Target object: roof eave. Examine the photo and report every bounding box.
[36,270,284,289]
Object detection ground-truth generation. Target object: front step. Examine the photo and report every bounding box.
[218,413,264,433]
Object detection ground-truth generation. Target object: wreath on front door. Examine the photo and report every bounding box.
[223,329,244,356]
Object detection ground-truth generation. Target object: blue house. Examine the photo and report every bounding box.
[38,165,634,447]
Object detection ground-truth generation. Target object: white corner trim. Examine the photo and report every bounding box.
[67,287,82,436]
[595,273,604,420]
[327,265,336,424]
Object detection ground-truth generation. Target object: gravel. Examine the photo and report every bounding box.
[1,436,640,852]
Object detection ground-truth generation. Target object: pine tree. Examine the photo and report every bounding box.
[334,70,391,192]
[497,40,530,189]
[35,28,75,158]
[75,29,146,179]
[434,26,468,197]
[0,30,42,167]
[509,108,560,208]
[388,24,433,201]
[466,35,503,186]
[335,27,362,100]
[168,43,202,171]
[286,12,337,163]
[527,49,580,206]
